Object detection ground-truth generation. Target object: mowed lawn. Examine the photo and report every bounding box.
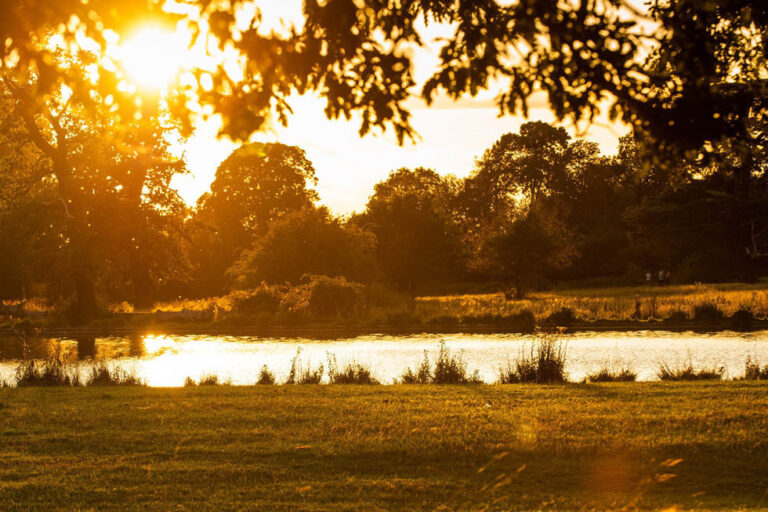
[2,384,768,511]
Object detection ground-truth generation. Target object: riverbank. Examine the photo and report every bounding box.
[1,383,767,511]
[4,282,768,336]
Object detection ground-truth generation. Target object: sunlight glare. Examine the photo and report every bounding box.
[117,26,188,91]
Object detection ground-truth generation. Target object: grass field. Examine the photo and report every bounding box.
[2,383,768,511]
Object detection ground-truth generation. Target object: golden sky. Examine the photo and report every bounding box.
[117,1,628,214]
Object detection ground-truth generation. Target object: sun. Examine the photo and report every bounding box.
[116,26,189,91]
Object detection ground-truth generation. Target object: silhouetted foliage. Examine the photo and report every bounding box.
[228,207,378,287]
[355,167,465,290]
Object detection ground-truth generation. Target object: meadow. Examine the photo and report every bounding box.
[1,383,768,511]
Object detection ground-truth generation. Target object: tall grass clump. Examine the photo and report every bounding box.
[399,342,481,384]
[256,365,276,384]
[744,357,768,380]
[399,351,432,384]
[184,373,230,386]
[14,347,80,387]
[84,362,144,386]
[327,354,379,384]
[657,361,724,381]
[285,349,324,384]
[498,331,567,384]
[585,365,637,383]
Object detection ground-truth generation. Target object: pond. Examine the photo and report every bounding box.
[2,330,768,386]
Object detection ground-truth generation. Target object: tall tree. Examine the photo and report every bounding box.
[192,142,318,294]
[355,167,465,290]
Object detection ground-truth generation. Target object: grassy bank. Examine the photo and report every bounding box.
[5,282,768,334]
[1,384,768,511]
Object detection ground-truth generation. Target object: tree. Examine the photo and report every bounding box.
[0,72,189,317]
[462,122,571,222]
[355,168,465,290]
[192,142,319,294]
[227,207,378,287]
[5,1,764,163]
[474,207,578,299]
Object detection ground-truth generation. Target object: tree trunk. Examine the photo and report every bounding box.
[734,155,755,282]
[132,264,155,312]
[71,264,99,324]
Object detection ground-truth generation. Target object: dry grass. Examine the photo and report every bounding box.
[415,282,768,323]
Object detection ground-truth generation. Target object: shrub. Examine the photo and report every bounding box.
[693,302,725,324]
[585,365,637,383]
[657,361,724,381]
[15,347,80,387]
[285,349,324,384]
[498,331,567,384]
[184,376,197,387]
[545,307,576,327]
[256,365,276,385]
[228,286,283,314]
[511,309,537,333]
[663,310,689,324]
[399,342,481,384]
[729,309,754,331]
[305,275,367,317]
[327,354,379,384]
[84,362,144,386]
[744,357,768,380]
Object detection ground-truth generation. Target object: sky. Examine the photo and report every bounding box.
[159,1,630,215]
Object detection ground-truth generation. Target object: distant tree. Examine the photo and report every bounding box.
[192,142,319,294]
[227,207,378,287]
[462,122,571,221]
[474,207,578,299]
[355,167,465,290]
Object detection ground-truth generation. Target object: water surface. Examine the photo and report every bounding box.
[2,330,767,386]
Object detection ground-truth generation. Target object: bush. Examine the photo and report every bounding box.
[85,362,144,386]
[228,286,283,314]
[399,342,481,384]
[285,349,324,384]
[498,331,567,384]
[256,365,276,385]
[585,365,637,383]
[306,275,367,317]
[184,376,197,387]
[693,302,725,324]
[15,347,80,387]
[730,309,754,331]
[511,309,537,333]
[545,307,576,327]
[657,361,724,381]
[744,357,768,380]
[327,355,379,384]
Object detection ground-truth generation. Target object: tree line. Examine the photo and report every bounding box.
[3,111,767,318]
[1,1,766,321]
